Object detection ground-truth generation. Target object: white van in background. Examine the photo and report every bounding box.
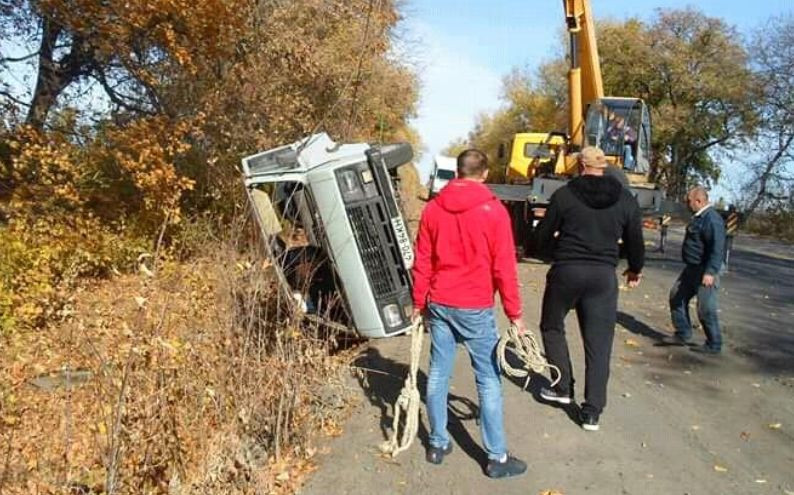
[428,155,457,198]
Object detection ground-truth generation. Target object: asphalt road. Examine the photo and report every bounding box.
[300,229,794,495]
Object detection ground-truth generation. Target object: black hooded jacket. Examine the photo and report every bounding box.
[536,175,644,272]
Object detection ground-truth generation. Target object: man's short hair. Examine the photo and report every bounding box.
[688,186,709,202]
[457,149,489,178]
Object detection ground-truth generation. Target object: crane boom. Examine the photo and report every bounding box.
[564,0,604,147]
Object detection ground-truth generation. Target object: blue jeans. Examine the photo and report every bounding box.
[426,303,507,461]
[623,144,636,170]
[669,265,722,350]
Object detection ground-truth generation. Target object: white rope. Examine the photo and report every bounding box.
[497,323,560,390]
[380,317,423,457]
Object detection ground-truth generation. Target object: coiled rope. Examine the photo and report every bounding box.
[379,319,559,457]
[497,323,560,390]
[380,317,423,457]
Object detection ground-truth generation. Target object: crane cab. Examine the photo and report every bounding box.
[505,132,567,182]
[584,97,651,176]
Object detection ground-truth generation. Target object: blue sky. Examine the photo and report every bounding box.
[403,0,793,196]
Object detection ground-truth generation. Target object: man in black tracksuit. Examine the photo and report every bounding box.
[535,146,645,431]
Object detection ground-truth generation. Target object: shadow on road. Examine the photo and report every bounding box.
[633,242,794,377]
[500,347,581,427]
[352,345,488,466]
[617,311,668,341]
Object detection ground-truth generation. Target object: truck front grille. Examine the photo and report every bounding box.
[347,201,409,299]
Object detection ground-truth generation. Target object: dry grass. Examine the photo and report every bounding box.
[742,209,794,243]
[0,222,356,494]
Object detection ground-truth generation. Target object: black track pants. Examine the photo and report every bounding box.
[540,263,618,413]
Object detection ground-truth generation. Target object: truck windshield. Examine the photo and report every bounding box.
[436,169,455,180]
[523,143,553,159]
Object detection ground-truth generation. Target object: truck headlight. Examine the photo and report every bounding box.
[339,169,362,197]
[382,303,403,328]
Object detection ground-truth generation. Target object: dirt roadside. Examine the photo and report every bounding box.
[299,254,794,495]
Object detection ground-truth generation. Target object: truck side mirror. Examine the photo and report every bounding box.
[498,143,506,161]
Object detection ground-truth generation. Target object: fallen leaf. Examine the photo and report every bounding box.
[276,471,290,482]
[714,465,728,472]
[768,423,782,430]
[752,383,761,388]
[539,491,565,495]
[624,338,640,348]
[740,431,750,441]
[622,392,632,398]
[134,296,147,308]
[139,263,154,278]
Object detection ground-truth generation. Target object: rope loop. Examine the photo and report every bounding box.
[497,323,560,390]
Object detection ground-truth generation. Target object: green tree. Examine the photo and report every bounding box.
[598,9,758,199]
[456,9,757,200]
[739,14,794,219]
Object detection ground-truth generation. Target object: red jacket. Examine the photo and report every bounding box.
[412,179,522,320]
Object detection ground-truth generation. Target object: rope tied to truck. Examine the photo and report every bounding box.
[497,323,561,390]
[380,316,424,457]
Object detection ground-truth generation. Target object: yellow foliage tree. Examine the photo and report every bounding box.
[0,0,418,331]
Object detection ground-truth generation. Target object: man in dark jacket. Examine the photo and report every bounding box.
[667,186,725,354]
[535,146,644,432]
[412,149,527,478]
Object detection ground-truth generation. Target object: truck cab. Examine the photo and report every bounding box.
[242,133,416,338]
[506,132,567,182]
[584,97,651,176]
[428,155,457,198]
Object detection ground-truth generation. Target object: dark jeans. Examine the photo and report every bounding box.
[540,263,618,414]
[669,265,722,350]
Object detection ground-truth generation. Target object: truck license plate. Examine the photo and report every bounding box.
[391,217,414,269]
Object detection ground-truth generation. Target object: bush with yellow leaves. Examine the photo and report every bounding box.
[0,229,355,494]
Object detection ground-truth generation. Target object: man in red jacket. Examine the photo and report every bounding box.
[412,149,527,479]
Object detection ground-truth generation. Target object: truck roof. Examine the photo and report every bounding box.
[433,155,457,170]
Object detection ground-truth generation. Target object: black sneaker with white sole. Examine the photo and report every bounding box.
[426,442,453,465]
[579,408,600,431]
[539,387,573,405]
[485,454,527,479]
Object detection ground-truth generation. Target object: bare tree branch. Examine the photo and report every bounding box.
[0,88,30,107]
[0,50,40,63]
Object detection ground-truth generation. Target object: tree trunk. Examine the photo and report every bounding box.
[25,18,64,129]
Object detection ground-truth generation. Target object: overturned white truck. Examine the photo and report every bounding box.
[241,133,415,338]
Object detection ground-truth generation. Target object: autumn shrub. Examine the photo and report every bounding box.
[743,207,794,242]
[0,226,354,494]
[0,216,146,333]
[0,114,210,332]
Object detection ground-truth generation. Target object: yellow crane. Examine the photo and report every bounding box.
[506,0,653,182]
[493,0,663,257]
